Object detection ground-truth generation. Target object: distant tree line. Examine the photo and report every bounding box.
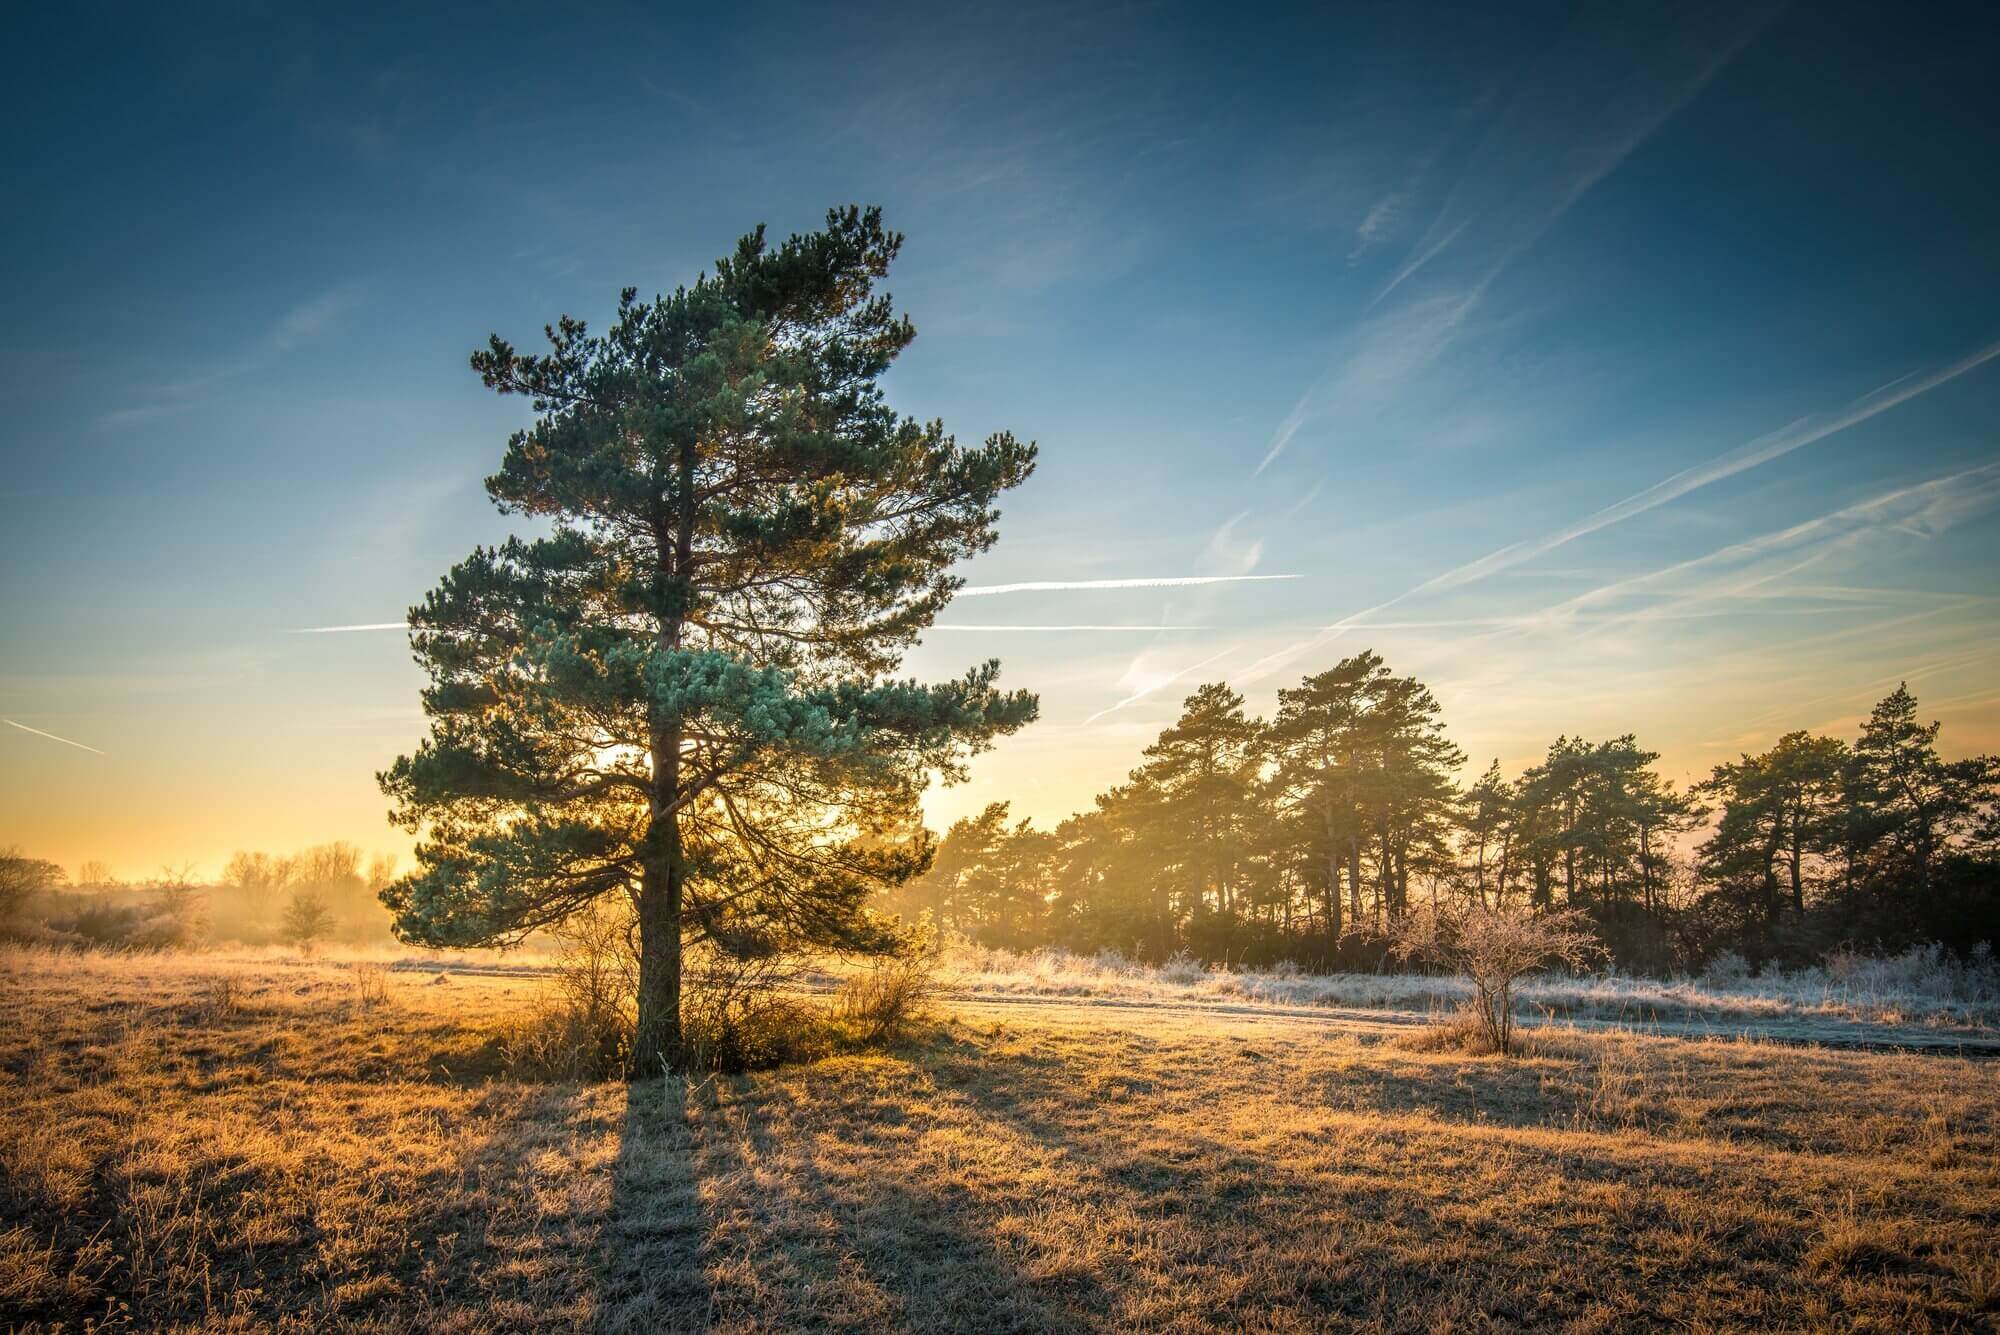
[885,653,2000,973]
[0,843,398,950]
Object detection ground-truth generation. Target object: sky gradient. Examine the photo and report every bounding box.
[5,0,1999,878]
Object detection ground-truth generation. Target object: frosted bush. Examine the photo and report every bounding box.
[1701,950,1752,987]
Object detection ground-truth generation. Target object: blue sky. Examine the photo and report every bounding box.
[4,0,1999,874]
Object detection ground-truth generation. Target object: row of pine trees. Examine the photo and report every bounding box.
[890,652,2000,972]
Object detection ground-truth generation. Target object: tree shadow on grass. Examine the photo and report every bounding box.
[903,1025,1864,1330]
[581,1015,1983,1332]
[593,1054,1113,1334]
[514,1031,1969,1332]
[915,1033,1520,1328]
[591,1078,708,1328]
[592,1030,1557,1330]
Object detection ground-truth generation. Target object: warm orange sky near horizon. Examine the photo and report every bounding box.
[8,601,1997,883]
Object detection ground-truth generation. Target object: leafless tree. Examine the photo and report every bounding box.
[1393,902,1600,1055]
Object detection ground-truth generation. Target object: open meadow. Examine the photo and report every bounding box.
[4,947,1997,1332]
[13,7,2000,1331]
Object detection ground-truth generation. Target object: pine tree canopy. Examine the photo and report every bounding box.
[379,206,1039,972]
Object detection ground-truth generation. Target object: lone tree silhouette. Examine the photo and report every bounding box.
[380,207,1038,1074]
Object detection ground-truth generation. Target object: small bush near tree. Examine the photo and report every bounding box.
[834,952,942,1046]
[500,898,945,1079]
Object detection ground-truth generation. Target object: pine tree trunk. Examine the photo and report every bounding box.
[633,436,697,1079]
[1325,858,1342,948]
[1788,822,1804,917]
[1347,838,1363,925]
[1377,818,1393,919]
[632,849,684,1076]
[1323,800,1343,944]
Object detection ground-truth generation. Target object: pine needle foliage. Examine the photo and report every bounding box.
[379,207,1038,1072]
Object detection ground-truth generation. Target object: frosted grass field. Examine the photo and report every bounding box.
[943,941,2000,1032]
[69,938,1999,1034]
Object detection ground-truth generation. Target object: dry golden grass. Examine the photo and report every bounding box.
[2,947,1996,1332]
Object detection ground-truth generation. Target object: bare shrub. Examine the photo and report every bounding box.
[1392,903,1600,1056]
[681,948,825,1074]
[552,901,637,1029]
[191,974,239,1023]
[351,963,390,1011]
[1701,949,1752,987]
[1824,941,1999,1007]
[0,849,65,933]
[149,866,207,948]
[684,993,827,1074]
[499,999,629,1082]
[500,901,636,1081]
[834,952,940,1046]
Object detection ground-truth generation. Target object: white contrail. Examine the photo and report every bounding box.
[1408,337,2000,600]
[1529,459,2000,636]
[930,624,1212,631]
[1085,646,1236,725]
[1253,383,1324,478]
[3,719,106,755]
[957,575,1299,597]
[1233,597,1402,686]
[1730,635,1999,733]
[1237,335,2000,684]
[293,622,409,633]
[296,576,1300,633]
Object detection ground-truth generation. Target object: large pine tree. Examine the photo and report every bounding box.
[379,208,1039,1073]
[1850,684,1996,894]
[1134,683,1264,920]
[1266,651,1390,941]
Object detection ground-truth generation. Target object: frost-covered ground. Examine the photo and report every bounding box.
[163,939,2000,1035]
[943,943,2000,1032]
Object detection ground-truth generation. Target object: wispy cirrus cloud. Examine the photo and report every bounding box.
[98,284,369,429]
[1373,4,1778,312]
[1234,335,2000,685]
[1254,1,1782,478]
[1725,634,2000,737]
[292,622,409,634]
[1527,459,2000,636]
[1084,645,1235,725]
[1201,513,1266,576]
[1405,338,2000,601]
[291,621,1215,635]
[929,624,1211,632]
